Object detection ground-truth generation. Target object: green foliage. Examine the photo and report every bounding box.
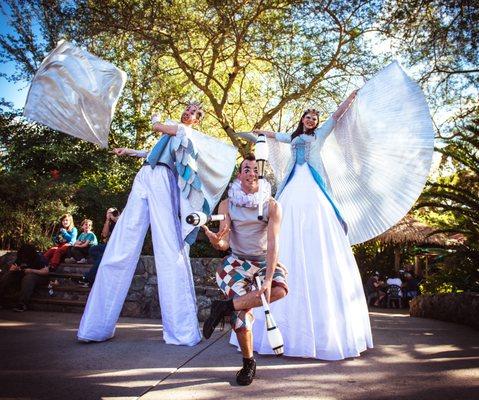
[420,247,479,294]
[0,112,137,249]
[0,169,77,250]
[381,0,478,108]
[352,240,398,280]
[415,105,479,244]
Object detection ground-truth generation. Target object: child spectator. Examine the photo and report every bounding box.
[0,244,49,312]
[44,214,78,269]
[65,219,98,264]
[78,208,120,287]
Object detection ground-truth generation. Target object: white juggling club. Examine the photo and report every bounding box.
[255,275,284,356]
[185,212,225,227]
[254,134,268,221]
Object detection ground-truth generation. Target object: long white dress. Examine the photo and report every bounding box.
[248,164,372,359]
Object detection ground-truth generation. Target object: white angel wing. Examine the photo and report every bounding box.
[24,40,126,148]
[322,61,434,245]
[266,137,291,186]
[190,129,238,210]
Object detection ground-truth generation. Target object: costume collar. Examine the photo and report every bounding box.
[228,179,271,208]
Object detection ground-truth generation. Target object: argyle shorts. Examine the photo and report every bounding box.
[216,255,288,332]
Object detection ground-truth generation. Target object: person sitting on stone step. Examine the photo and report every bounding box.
[0,244,49,312]
[77,207,120,287]
[64,219,98,264]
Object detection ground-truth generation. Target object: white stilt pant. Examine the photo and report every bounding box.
[78,166,202,346]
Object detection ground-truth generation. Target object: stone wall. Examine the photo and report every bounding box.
[0,252,224,321]
[409,292,479,330]
[121,256,224,321]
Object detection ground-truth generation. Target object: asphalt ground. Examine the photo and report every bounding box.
[0,309,478,400]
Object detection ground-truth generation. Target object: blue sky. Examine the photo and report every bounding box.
[0,1,30,109]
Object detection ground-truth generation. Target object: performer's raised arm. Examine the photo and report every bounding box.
[252,129,291,143]
[332,89,358,121]
[152,101,205,136]
[112,147,147,157]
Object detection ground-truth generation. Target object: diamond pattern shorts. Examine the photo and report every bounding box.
[216,255,288,332]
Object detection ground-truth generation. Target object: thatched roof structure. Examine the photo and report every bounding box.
[375,215,466,246]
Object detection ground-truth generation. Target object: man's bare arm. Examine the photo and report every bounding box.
[260,199,282,301]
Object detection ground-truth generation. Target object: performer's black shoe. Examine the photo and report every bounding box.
[203,299,234,339]
[236,357,256,386]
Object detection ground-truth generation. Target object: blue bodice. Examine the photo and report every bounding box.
[274,117,348,234]
[291,134,315,165]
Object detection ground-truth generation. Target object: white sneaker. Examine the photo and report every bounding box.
[64,257,76,263]
[77,258,88,264]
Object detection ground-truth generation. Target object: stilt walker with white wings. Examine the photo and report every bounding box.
[237,62,435,360]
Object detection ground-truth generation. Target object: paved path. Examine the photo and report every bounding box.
[0,309,478,399]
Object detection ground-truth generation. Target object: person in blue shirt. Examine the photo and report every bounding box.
[78,207,120,287]
[44,213,78,269]
[65,219,98,264]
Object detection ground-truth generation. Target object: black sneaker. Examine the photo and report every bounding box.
[236,358,256,386]
[203,299,233,339]
[13,304,27,312]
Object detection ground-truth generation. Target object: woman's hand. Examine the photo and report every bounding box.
[151,113,161,125]
[333,88,359,121]
[252,129,275,138]
[112,147,131,156]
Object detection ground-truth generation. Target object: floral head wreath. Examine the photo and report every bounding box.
[187,100,205,121]
[304,108,320,116]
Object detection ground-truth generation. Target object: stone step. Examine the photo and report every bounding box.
[59,260,93,267]
[49,271,84,280]
[34,285,91,303]
[56,264,92,274]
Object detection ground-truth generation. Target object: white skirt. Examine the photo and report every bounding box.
[231,164,373,360]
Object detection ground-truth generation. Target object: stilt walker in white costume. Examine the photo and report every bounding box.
[19,42,238,346]
[202,155,288,385]
[240,62,435,360]
[78,102,237,345]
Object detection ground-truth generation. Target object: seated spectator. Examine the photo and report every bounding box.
[403,272,420,301]
[65,219,98,264]
[386,273,403,295]
[44,214,78,269]
[365,272,386,307]
[78,208,120,287]
[386,272,403,308]
[0,244,49,312]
